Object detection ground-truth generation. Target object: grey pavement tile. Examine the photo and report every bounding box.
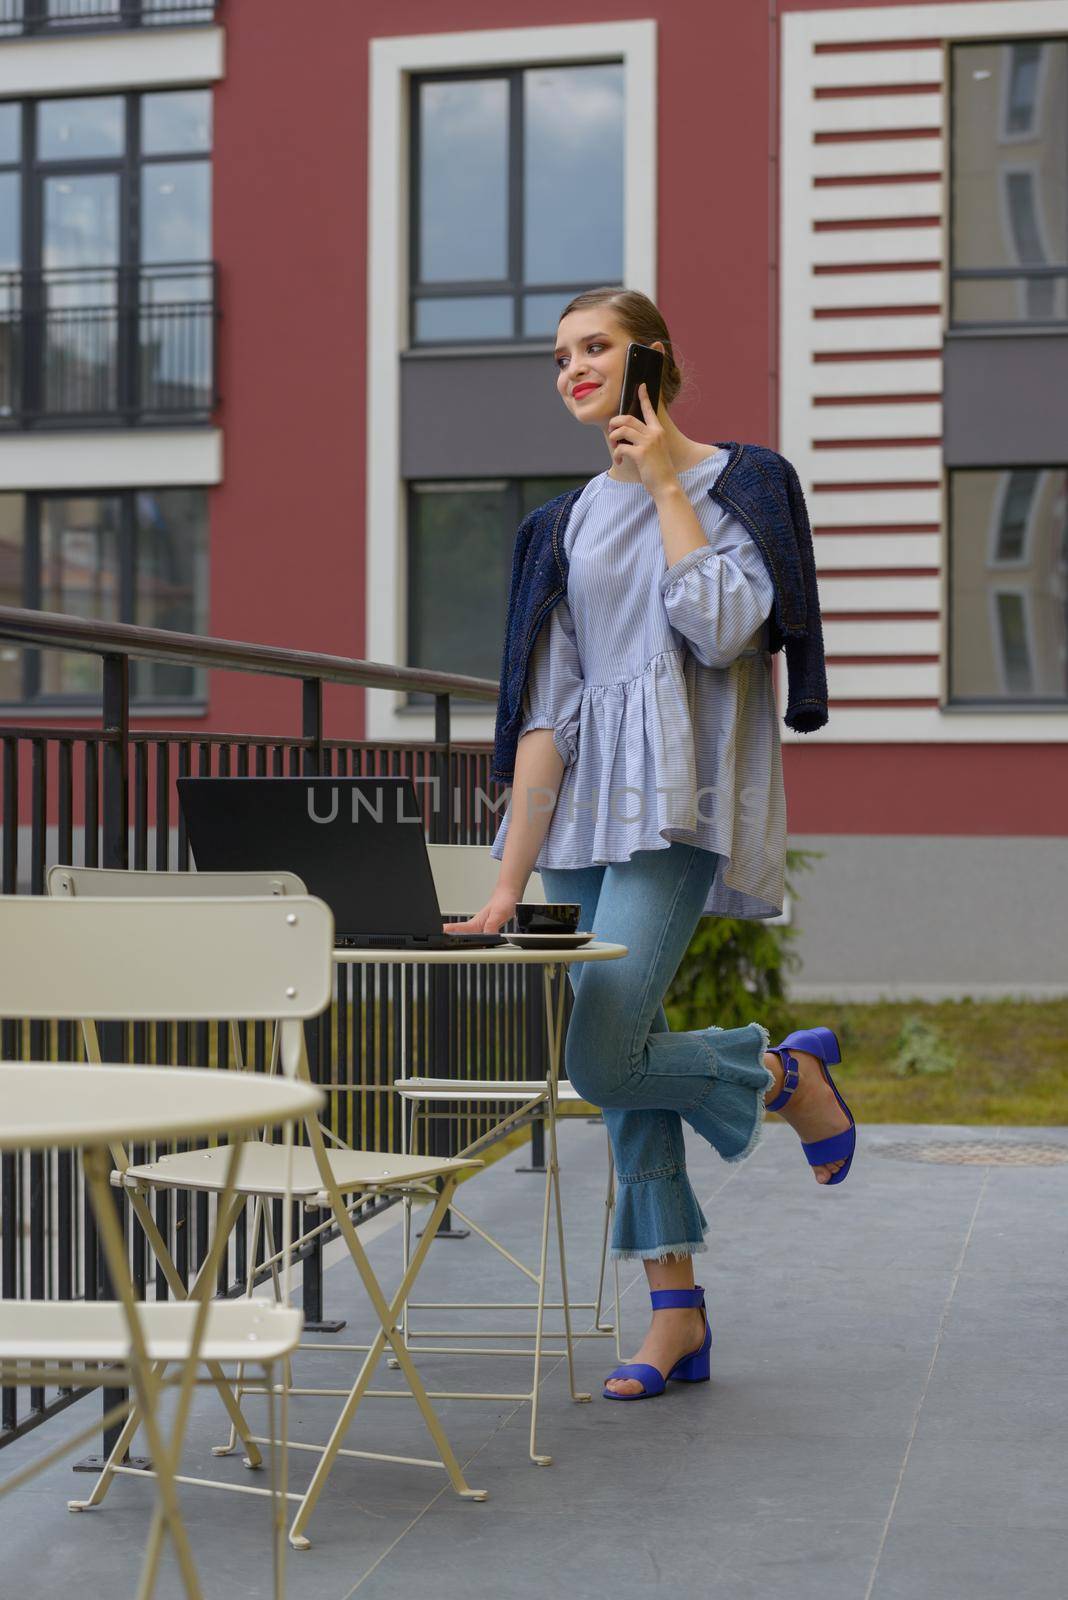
[889,1423,1065,1533]
[870,1522,1068,1600]
[349,1512,887,1600]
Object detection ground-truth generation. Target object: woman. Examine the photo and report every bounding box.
[445,288,855,1401]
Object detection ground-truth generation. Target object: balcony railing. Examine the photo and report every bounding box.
[0,0,217,35]
[0,606,561,1455]
[0,263,217,428]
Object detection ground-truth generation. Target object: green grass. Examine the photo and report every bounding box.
[789,998,1068,1125]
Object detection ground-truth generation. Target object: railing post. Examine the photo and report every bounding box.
[77,655,142,1469]
[298,679,344,1330]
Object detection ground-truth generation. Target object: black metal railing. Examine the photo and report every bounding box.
[0,606,562,1449]
[0,0,217,35]
[0,264,217,427]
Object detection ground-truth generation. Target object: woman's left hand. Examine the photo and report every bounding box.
[608,382,677,496]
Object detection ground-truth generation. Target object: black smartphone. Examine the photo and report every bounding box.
[618,342,665,420]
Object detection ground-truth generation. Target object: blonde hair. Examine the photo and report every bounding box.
[556,287,687,407]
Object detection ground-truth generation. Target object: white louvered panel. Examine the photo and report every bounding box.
[810,182,943,221]
[817,574,941,612]
[809,402,942,438]
[823,618,942,655]
[811,314,943,352]
[810,137,945,177]
[813,226,942,266]
[813,92,944,134]
[827,661,941,697]
[810,269,942,308]
[810,445,942,481]
[809,488,943,525]
[807,358,943,396]
[814,533,942,568]
[811,48,944,87]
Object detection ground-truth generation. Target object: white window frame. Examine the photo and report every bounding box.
[365,21,657,749]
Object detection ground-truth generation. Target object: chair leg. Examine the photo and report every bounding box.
[212,1193,266,1458]
[546,1102,590,1406]
[288,1131,486,1550]
[527,1150,555,1467]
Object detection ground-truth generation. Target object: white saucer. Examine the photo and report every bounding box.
[505,931,593,950]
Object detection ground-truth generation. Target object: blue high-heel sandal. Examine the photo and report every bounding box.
[602,1285,710,1401]
[767,1025,856,1185]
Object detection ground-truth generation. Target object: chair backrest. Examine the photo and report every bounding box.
[427,843,546,916]
[48,865,308,900]
[0,896,334,1027]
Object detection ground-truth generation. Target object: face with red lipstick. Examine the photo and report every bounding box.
[553,309,667,424]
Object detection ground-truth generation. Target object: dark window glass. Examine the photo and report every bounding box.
[1007,41,1043,134]
[949,467,1068,703]
[407,475,588,705]
[0,487,208,704]
[995,469,1039,561]
[0,493,25,701]
[133,488,208,700]
[142,90,212,156]
[38,96,125,160]
[0,172,19,269]
[994,591,1034,691]
[950,40,1068,326]
[39,494,122,697]
[412,63,624,345]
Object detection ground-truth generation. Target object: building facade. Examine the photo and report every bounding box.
[0,0,1064,996]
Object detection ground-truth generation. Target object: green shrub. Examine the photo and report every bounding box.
[663,847,821,1037]
[891,1013,958,1078]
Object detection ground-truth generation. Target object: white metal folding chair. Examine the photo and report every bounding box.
[390,844,622,1465]
[0,893,331,1600]
[48,865,488,1550]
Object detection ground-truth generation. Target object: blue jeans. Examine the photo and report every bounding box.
[540,844,773,1262]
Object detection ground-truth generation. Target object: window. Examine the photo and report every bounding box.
[0,88,213,424]
[410,62,624,344]
[949,467,1068,704]
[0,487,208,704]
[406,475,587,705]
[950,39,1068,327]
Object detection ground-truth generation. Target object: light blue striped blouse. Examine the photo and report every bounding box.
[490,449,787,918]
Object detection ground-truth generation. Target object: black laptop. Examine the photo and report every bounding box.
[176,776,504,950]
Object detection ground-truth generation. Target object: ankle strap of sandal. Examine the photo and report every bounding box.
[765,1047,799,1113]
[650,1286,705,1310]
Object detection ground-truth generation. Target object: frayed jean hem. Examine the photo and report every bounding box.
[610,1238,709,1263]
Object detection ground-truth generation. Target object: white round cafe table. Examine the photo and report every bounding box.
[0,1063,321,1600]
[0,1062,321,1151]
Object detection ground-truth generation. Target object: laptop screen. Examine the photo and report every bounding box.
[177,776,446,939]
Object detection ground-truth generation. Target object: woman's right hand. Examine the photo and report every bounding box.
[443,885,519,935]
